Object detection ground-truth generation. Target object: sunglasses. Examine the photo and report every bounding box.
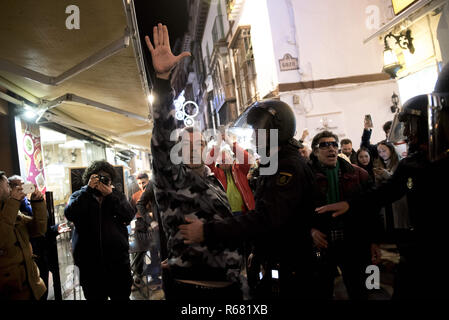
[318,141,339,149]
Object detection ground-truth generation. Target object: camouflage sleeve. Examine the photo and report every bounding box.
[150,77,183,187]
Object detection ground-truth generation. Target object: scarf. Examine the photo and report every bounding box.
[325,159,340,204]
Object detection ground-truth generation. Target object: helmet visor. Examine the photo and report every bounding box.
[232,102,274,130]
[388,113,407,144]
[228,106,257,152]
[229,102,278,156]
[428,93,449,161]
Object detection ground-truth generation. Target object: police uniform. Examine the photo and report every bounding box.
[353,64,449,298]
[349,149,449,299]
[203,141,317,299]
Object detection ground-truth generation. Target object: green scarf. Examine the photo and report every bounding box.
[325,160,340,204]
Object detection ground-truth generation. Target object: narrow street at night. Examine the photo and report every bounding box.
[1,0,449,316]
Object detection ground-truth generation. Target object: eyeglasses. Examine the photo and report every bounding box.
[318,141,339,149]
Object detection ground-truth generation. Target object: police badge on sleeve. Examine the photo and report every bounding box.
[277,172,293,186]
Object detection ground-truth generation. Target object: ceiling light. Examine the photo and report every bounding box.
[24,110,37,119]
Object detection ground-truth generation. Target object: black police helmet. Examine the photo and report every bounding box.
[398,94,428,122]
[246,99,296,144]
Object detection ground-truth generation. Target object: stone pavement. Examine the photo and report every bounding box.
[334,243,399,300]
[46,243,399,300]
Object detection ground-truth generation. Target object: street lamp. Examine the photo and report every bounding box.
[382,29,415,78]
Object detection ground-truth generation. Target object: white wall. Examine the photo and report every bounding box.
[291,0,388,81]
[276,0,400,149]
[280,79,399,149]
[266,0,302,84]
[227,0,400,150]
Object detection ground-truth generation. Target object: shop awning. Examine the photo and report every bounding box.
[0,0,153,151]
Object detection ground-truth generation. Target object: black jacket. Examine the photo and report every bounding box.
[349,151,449,297]
[310,157,382,246]
[64,185,134,268]
[203,144,317,270]
[351,151,448,245]
[360,129,379,159]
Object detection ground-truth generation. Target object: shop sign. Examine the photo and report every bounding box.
[392,0,418,15]
[22,123,46,193]
[279,54,299,71]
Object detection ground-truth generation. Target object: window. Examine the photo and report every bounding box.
[210,46,236,119]
[231,26,258,112]
[212,1,225,45]
[206,43,211,73]
[211,58,226,111]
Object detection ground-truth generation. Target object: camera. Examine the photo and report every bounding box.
[98,175,111,185]
[22,183,36,194]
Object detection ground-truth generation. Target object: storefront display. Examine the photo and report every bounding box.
[15,119,47,193]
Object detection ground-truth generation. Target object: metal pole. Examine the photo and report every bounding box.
[46,191,63,300]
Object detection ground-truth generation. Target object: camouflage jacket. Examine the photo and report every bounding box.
[150,77,242,282]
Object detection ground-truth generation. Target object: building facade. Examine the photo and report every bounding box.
[185,0,448,148]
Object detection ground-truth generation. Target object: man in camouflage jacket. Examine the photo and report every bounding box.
[146,24,242,299]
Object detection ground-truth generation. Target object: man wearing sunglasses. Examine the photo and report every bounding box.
[316,62,449,299]
[309,131,382,299]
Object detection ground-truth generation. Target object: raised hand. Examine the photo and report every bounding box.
[145,23,191,79]
[301,129,309,141]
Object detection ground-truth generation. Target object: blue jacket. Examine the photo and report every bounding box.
[20,197,33,216]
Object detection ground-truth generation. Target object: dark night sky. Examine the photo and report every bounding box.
[134,0,189,82]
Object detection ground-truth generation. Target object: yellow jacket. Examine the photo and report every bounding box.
[0,198,47,300]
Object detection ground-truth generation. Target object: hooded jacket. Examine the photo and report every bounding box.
[0,198,47,300]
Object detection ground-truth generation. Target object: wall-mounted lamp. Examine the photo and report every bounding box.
[390,92,400,113]
[382,29,415,78]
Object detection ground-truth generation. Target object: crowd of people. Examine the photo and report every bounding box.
[1,23,448,301]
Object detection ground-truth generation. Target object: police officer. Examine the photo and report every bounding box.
[180,99,317,299]
[316,63,449,299]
